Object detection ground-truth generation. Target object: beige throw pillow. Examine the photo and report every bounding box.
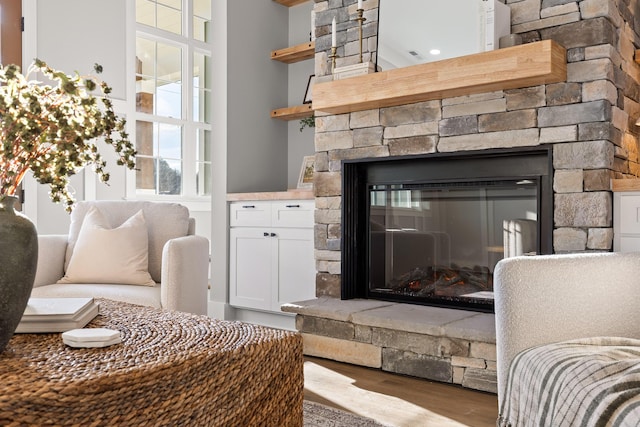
[58,206,156,286]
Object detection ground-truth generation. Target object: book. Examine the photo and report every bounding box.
[15,297,99,333]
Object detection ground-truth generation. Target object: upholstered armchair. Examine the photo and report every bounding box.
[494,252,640,425]
[31,200,210,315]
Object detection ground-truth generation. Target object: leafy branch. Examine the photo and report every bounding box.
[0,60,135,211]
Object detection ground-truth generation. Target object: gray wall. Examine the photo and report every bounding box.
[287,2,315,189]
[226,0,288,193]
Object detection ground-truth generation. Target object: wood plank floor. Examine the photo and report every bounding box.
[304,357,498,427]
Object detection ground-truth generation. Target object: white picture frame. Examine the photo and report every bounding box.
[297,155,315,189]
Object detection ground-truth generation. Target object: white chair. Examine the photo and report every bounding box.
[31,200,210,315]
[494,252,640,424]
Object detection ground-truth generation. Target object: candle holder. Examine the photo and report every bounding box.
[329,46,338,73]
[355,8,366,63]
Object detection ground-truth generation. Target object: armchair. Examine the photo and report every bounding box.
[31,200,210,315]
[494,252,640,425]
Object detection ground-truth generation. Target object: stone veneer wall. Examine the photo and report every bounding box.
[293,0,640,393]
[311,0,640,297]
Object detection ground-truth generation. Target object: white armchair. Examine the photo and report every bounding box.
[494,252,640,424]
[31,200,210,315]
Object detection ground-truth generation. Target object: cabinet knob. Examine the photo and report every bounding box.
[270,233,277,237]
[242,205,256,209]
[263,232,270,237]
[286,204,301,208]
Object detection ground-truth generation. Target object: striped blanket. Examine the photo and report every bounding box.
[498,337,640,427]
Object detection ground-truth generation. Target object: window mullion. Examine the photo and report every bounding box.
[182,38,195,198]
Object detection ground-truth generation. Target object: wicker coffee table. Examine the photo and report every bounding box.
[0,299,303,426]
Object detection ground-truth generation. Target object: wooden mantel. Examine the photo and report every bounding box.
[312,40,567,115]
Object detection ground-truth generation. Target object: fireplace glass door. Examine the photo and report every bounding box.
[368,179,538,311]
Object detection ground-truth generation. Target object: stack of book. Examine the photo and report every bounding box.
[15,298,99,333]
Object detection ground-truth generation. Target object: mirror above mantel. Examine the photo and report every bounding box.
[376,0,512,71]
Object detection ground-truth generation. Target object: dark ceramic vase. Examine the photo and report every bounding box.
[0,196,38,353]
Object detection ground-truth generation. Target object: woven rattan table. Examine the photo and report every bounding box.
[0,299,303,426]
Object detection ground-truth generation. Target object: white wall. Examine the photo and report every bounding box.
[22,0,129,234]
[226,1,288,194]
[209,0,230,319]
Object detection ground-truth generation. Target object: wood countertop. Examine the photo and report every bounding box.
[612,179,640,192]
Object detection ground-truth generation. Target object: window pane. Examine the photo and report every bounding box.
[136,157,157,193]
[136,0,155,27]
[157,5,181,35]
[157,81,182,118]
[137,0,182,35]
[136,121,182,196]
[159,159,182,195]
[193,52,211,123]
[193,0,211,42]
[141,42,181,118]
[135,120,157,193]
[156,43,181,80]
[136,38,156,77]
[158,123,182,159]
[135,120,156,156]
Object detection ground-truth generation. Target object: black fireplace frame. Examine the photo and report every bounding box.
[341,147,554,312]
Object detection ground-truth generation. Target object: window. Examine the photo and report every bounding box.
[135,0,212,198]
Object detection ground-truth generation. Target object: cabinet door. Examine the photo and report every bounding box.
[619,236,640,252]
[619,195,640,234]
[272,227,316,310]
[229,228,272,310]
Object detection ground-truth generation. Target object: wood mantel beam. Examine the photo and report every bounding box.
[312,40,567,115]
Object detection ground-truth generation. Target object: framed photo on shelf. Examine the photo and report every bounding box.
[303,75,315,104]
[297,155,315,189]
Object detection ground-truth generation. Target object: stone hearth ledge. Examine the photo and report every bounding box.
[282,298,497,393]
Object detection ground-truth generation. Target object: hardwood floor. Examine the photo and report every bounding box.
[304,356,498,427]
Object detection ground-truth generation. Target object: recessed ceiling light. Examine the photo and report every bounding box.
[429,49,441,55]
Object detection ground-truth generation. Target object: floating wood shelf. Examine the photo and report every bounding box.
[273,0,310,6]
[271,41,315,64]
[271,104,313,120]
[313,40,567,115]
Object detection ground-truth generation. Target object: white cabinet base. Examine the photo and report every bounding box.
[229,200,316,318]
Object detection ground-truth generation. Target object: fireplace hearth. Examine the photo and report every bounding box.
[342,147,553,312]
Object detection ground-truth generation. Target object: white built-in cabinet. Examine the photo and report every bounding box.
[614,189,640,252]
[229,200,316,313]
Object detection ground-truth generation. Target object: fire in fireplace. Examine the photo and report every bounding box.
[342,148,553,312]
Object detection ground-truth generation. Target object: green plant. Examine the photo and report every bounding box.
[299,115,316,132]
[0,59,135,211]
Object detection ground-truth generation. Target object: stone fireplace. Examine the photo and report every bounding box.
[342,147,554,312]
[283,0,640,393]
